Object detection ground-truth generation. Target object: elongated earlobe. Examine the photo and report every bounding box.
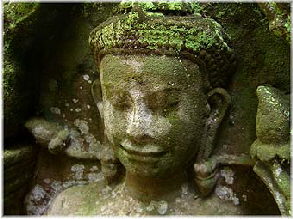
[197,88,231,162]
[194,88,231,197]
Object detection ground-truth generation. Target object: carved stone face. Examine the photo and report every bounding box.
[100,54,208,177]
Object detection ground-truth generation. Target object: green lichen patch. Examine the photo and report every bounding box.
[256,85,289,144]
[4,2,39,33]
[4,145,34,167]
[258,3,290,43]
[250,139,290,162]
[118,1,196,14]
[3,2,40,139]
[253,161,290,215]
[89,11,230,56]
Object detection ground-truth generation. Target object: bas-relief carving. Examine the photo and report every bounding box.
[47,52,243,215]
[250,85,290,215]
[24,3,289,216]
[100,54,228,199]
[46,5,250,215]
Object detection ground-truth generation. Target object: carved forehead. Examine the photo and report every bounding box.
[100,54,205,90]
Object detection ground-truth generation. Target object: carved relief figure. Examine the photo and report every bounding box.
[46,3,250,215]
[4,2,290,216]
[251,85,290,215]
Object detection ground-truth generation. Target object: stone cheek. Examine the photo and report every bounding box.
[100,54,207,177]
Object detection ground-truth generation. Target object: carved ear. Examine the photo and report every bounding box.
[207,88,231,127]
[202,88,231,159]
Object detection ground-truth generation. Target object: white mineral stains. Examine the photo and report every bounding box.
[157,200,168,215]
[101,185,112,196]
[44,178,51,184]
[97,102,104,118]
[126,89,152,136]
[95,183,170,215]
[103,100,114,143]
[71,164,85,180]
[32,126,51,140]
[242,194,247,201]
[275,191,283,204]
[90,166,99,171]
[215,186,239,206]
[126,88,171,138]
[75,108,81,112]
[146,201,155,212]
[87,104,91,109]
[31,184,46,201]
[67,129,84,151]
[26,166,100,216]
[220,168,235,185]
[181,183,189,198]
[74,119,89,134]
[72,119,100,153]
[122,59,143,73]
[88,80,92,84]
[25,184,48,215]
[88,172,104,183]
[85,134,95,144]
[50,181,63,192]
[82,74,90,81]
[72,98,79,103]
[50,107,61,115]
[274,166,282,177]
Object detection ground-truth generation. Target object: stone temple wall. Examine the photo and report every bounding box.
[3,3,290,215]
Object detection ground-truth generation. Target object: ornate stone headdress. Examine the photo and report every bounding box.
[89,1,236,88]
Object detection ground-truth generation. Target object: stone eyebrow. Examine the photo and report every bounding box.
[150,87,181,93]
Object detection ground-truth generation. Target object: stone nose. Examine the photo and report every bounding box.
[126,97,154,143]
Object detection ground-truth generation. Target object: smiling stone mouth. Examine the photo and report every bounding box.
[119,144,167,157]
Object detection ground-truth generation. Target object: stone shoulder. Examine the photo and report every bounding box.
[47,182,105,216]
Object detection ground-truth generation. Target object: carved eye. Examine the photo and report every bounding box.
[111,93,131,110]
[146,92,165,112]
[162,97,180,117]
[166,98,180,108]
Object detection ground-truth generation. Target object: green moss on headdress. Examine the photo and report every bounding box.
[89,4,231,56]
[89,2,236,89]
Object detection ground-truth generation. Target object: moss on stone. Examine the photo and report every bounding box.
[4,3,39,32]
[253,161,290,215]
[4,145,34,167]
[118,1,195,14]
[4,2,40,139]
[258,3,290,42]
[25,118,64,144]
[89,10,230,56]
[205,3,289,156]
[255,85,289,144]
[250,139,290,162]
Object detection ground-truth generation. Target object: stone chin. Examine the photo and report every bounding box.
[114,141,198,178]
[116,150,186,177]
